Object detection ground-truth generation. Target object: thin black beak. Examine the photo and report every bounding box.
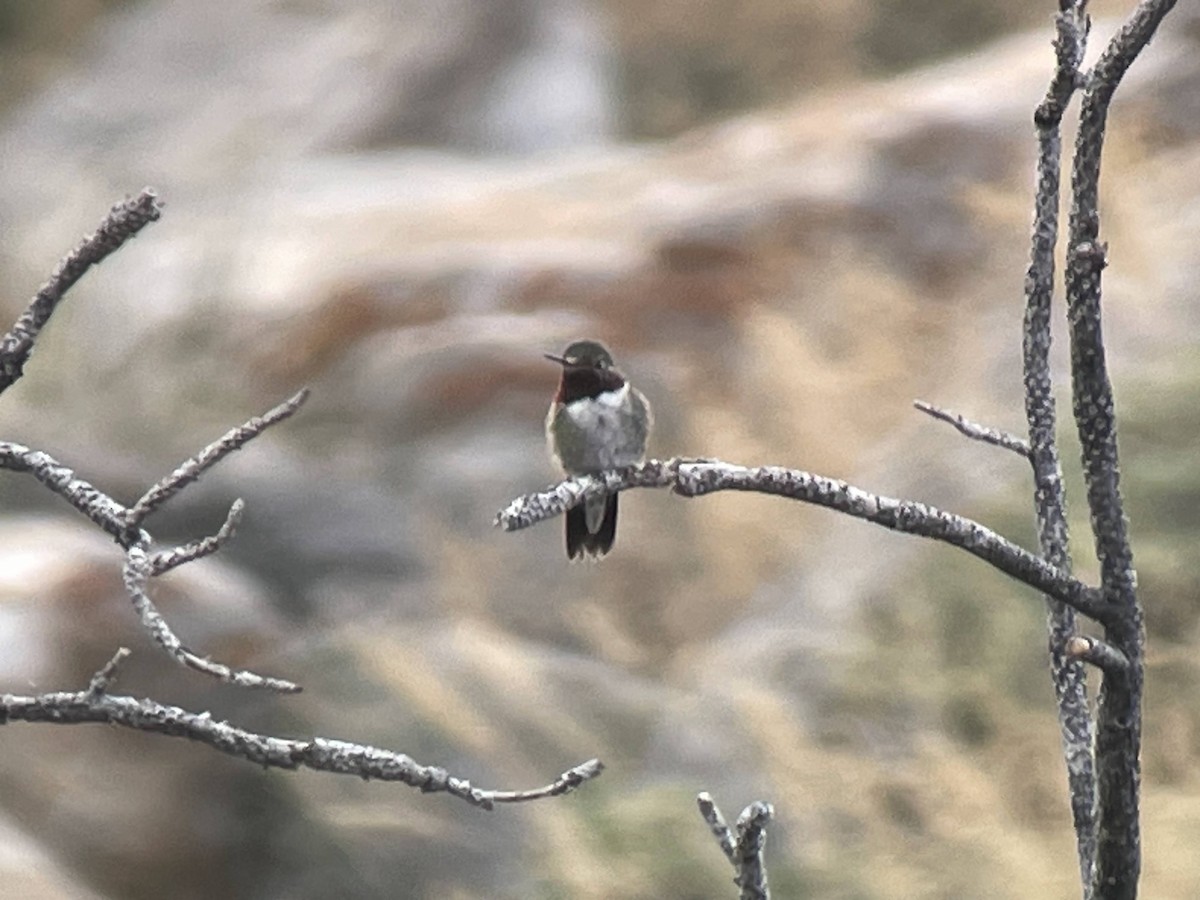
[544,353,569,366]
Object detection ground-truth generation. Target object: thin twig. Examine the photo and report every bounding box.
[0,658,603,811]
[0,192,606,820]
[497,459,1112,622]
[123,547,300,693]
[0,189,162,394]
[127,389,310,526]
[487,758,605,803]
[1066,635,1130,676]
[151,499,244,576]
[84,647,132,700]
[697,792,738,864]
[913,400,1031,459]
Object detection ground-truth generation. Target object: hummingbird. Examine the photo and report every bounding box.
[544,340,652,559]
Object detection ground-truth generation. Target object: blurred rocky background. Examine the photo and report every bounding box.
[1,0,1199,897]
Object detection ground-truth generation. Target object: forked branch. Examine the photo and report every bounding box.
[697,793,773,900]
[1,650,603,810]
[0,193,315,690]
[0,396,309,693]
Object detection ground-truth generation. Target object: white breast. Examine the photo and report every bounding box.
[563,384,629,430]
[552,382,648,472]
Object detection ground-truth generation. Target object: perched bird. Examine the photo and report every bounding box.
[545,340,652,559]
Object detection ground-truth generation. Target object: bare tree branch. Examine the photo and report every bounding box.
[0,652,603,811]
[1026,0,1097,887]
[126,389,310,526]
[123,546,300,693]
[84,647,132,700]
[150,499,244,576]
[1066,636,1130,676]
[0,189,312,691]
[0,442,145,545]
[912,400,1031,459]
[697,793,773,900]
[0,190,162,394]
[1066,2,1178,895]
[697,792,738,863]
[497,460,1112,622]
[1034,0,1090,131]
[486,758,606,803]
[0,399,307,693]
[733,802,773,900]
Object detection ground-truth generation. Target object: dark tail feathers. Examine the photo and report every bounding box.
[566,494,618,560]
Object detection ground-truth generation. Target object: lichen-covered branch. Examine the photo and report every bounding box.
[0,190,161,394]
[126,389,310,526]
[497,459,1112,622]
[0,442,145,545]
[0,650,603,810]
[697,793,773,900]
[912,400,1031,459]
[124,545,300,693]
[150,499,244,576]
[0,404,308,693]
[0,191,311,690]
[1026,0,1096,888]
[1065,3,1178,896]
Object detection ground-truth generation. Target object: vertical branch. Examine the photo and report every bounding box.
[1065,1,1178,896]
[1025,1,1096,890]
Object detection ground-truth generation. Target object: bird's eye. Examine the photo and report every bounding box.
[596,358,609,370]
